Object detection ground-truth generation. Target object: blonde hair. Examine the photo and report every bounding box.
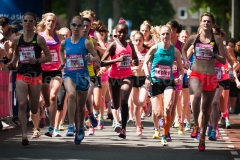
[140,20,151,30]
[236,41,240,53]
[37,12,57,33]
[179,30,190,37]
[151,25,161,44]
[92,20,108,33]
[58,27,71,34]
[80,10,96,21]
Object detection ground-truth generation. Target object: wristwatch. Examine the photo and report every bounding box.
[146,75,151,80]
[35,58,39,64]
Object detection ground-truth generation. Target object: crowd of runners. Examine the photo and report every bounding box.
[0,10,240,152]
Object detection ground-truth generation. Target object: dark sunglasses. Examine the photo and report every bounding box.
[113,35,117,38]
[70,23,82,28]
[23,19,34,23]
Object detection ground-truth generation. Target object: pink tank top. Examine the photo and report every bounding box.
[109,41,132,79]
[89,29,95,39]
[222,60,229,80]
[101,67,109,82]
[40,32,61,71]
[172,40,181,78]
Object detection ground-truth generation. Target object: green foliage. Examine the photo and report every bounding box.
[189,0,231,25]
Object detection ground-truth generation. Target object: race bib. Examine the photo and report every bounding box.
[118,54,131,69]
[172,64,178,73]
[215,66,222,80]
[137,53,145,65]
[66,54,84,71]
[19,46,35,63]
[154,65,171,79]
[43,49,58,64]
[195,43,214,60]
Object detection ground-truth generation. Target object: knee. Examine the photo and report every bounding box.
[153,110,161,117]
[31,108,38,114]
[18,102,27,111]
[138,100,146,107]
[68,93,76,101]
[201,107,210,115]
[79,106,85,113]
[212,100,219,108]
[194,94,201,102]
[50,94,57,102]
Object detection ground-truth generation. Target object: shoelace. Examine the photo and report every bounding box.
[199,139,205,146]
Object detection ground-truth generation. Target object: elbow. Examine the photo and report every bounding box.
[100,61,105,67]
[48,55,52,62]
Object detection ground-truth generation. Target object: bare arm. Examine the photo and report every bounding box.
[94,31,106,50]
[11,36,20,64]
[182,35,196,63]
[175,48,184,78]
[143,44,157,76]
[85,39,100,63]
[214,35,226,64]
[129,42,139,66]
[37,35,51,63]
[100,41,122,66]
[226,46,239,71]
[59,40,66,66]
[187,45,194,59]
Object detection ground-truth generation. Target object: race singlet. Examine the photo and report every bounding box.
[195,43,214,60]
[215,66,222,80]
[137,53,145,65]
[172,63,178,74]
[118,54,131,69]
[154,64,171,79]
[19,46,35,63]
[87,53,93,65]
[66,54,84,71]
[42,49,58,64]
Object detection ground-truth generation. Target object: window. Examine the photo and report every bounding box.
[178,7,188,19]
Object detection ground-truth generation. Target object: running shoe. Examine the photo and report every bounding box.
[178,123,184,134]
[207,125,213,137]
[39,118,46,128]
[141,112,145,120]
[66,124,75,136]
[229,107,235,114]
[106,113,113,120]
[74,128,85,145]
[114,123,122,133]
[153,129,160,139]
[226,121,232,129]
[98,119,104,130]
[127,119,134,125]
[88,127,95,135]
[53,128,62,137]
[194,132,200,141]
[166,132,172,142]
[89,114,98,127]
[190,126,199,138]
[22,136,29,146]
[119,129,126,139]
[221,117,226,127]
[198,139,205,151]
[112,120,115,128]
[161,136,168,146]
[45,126,53,137]
[209,130,217,141]
[136,126,142,136]
[159,118,164,129]
[184,122,191,131]
[59,123,65,131]
[174,121,180,128]
[32,128,41,138]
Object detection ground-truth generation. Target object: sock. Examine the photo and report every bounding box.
[222,110,228,119]
[163,116,171,135]
[121,104,129,130]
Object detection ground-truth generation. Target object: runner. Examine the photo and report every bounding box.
[8,12,51,146]
[100,18,138,139]
[143,25,183,146]
[59,15,99,144]
[37,13,63,137]
[182,12,226,151]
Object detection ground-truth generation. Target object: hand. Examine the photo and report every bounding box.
[97,67,107,76]
[174,76,183,84]
[58,64,65,71]
[236,81,240,89]
[229,74,235,82]
[205,48,214,57]
[144,78,152,89]
[187,69,192,76]
[184,61,190,70]
[224,68,230,74]
[7,61,16,70]
[28,57,37,64]
[117,55,126,62]
[85,53,92,62]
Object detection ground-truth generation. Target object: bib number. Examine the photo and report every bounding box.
[215,67,222,80]
[19,46,35,63]
[195,43,214,60]
[119,54,131,69]
[66,54,84,71]
[154,65,171,79]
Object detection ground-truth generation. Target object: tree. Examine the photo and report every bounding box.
[189,0,232,38]
[88,0,99,20]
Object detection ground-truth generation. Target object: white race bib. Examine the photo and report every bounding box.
[215,66,222,80]
[137,53,145,65]
[19,46,35,63]
[154,65,171,79]
[195,43,214,60]
[119,54,131,69]
[66,54,84,71]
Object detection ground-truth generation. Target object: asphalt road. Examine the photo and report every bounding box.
[0,117,232,160]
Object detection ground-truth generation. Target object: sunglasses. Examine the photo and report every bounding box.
[113,35,117,38]
[23,19,34,23]
[70,23,82,28]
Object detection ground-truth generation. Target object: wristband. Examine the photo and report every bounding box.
[145,75,151,80]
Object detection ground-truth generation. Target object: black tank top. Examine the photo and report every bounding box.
[193,33,217,60]
[17,34,42,77]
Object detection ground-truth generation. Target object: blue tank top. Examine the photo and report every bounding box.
[150,42,175,82]
[63,36,89,78]
[189,53,196,70]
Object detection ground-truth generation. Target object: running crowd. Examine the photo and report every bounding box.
[0,10,240,152]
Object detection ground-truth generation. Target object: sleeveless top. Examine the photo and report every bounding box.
[17,34,42,77]
[150,42,175,83]
[172,40,181,78]
[87,37,95,77]
[132,47,147,76]
[89,29,95,39]
[109,41,132,79]
[40,32,61,71]
[63,36,89,77]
